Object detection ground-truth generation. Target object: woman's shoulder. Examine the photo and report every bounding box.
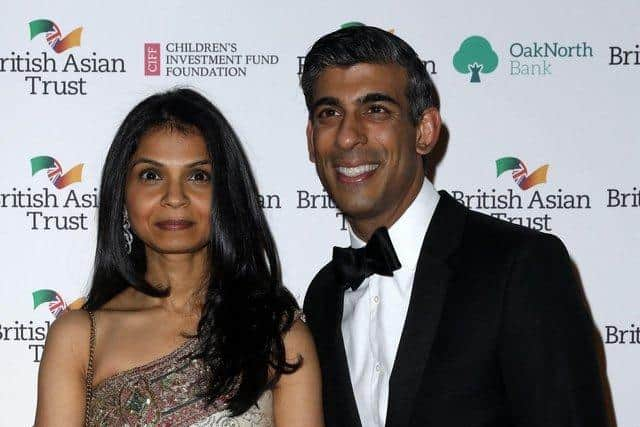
[282,312,314,357]
[47,309,92,345]
[42,309,93,375]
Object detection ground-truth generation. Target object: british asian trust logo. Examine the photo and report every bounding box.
[451,157,592,231]
[0,155,98,231]
[0,290,84,363]
[297,22,437,77]
[0,18,126,95]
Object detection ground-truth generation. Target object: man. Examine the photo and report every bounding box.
[301,26,608,427]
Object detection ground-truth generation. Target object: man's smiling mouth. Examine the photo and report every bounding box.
[335,163,380,182]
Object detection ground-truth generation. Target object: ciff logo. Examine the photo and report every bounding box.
[29,19,83,53]
[496,157,549,190]
[32,289,84,319]
[31,156,84,189]
[453,36,498,83]
[144,43,161,76]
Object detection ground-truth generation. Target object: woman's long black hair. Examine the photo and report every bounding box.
[84,88,300,415]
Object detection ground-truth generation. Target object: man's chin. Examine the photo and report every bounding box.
[332,197,380,220]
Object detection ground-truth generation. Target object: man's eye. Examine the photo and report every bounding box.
[368,104,389,115]
[317,108,340,119]
[139,169,161,181]
[189,170,211,182]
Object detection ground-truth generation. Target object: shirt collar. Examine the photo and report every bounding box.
[348,178,440,270]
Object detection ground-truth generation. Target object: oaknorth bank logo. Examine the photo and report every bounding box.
[31,156,84,189]
[29,19,82,53]
[496,157,549,190]
[453,36,498,83]
[32,289,85,319]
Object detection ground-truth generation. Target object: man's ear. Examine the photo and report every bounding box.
[306,120,316,163]
[415,107,441,156]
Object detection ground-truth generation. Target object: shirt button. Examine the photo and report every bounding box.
[375,363,382,373]
[373,295,380,304]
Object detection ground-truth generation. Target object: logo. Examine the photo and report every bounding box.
[606,186,640,208]
[0,290,84,363]
[451,157,592,232]
[0,19,126,95]
[32,289,84,318]
[31,156,83,189]
[144,43,161,76]
[341,21,365,29]
[29,19,82,53]
[609,43,640,66]
[339,21,395,34]
[0,155,97,231]
[496,157,548,190]
[297,22,436,77]
[453,36,498,83]
[147,37,281,78]
[603,323,640,344]
[508,41,593,77]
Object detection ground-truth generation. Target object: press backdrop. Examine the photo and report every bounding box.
[1,1,637,425]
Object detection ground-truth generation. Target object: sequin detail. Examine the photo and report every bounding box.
[86,339,273,426]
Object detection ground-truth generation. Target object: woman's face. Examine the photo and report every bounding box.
[125,127,212,255]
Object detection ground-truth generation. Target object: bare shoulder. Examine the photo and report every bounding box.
[45,309,92,358]
[282,318,317,366]
[273,317,324,426]
[35,310,91,426]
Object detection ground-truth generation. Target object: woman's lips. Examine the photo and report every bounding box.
[155,219,195,230]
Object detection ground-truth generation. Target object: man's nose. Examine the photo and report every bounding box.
[336,113,366,150]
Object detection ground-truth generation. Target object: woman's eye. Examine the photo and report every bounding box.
[189,170,211,182]
[139,169,161,181]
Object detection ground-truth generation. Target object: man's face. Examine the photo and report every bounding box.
[306,63,437,227]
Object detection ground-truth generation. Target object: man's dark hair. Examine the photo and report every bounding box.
[301,25,439,124]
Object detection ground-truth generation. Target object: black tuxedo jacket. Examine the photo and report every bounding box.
[304,191,608,427]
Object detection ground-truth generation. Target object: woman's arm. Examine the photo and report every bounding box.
[34,310,90,427]
[273,319,324,427]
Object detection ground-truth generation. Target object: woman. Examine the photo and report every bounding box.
[34,89,324,426]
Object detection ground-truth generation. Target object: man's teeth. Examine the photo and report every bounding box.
[336,164,379,177]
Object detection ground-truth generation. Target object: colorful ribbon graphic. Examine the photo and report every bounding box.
[29,19,82,53]
[496,157,549,190]
[32,289,68,318]
[31,156,83,189]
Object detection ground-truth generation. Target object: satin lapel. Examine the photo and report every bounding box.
[327,265,363,427]
[385,191,466,427]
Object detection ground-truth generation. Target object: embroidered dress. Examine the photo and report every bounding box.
[86,338,273,427]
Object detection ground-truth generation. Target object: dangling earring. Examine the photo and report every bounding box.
[123,208,133,255]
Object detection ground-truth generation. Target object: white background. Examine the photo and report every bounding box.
[1,1,636,425]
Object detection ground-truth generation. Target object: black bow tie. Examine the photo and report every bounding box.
[332,227,402,291]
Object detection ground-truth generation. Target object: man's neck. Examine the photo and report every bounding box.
[349,174,425,241]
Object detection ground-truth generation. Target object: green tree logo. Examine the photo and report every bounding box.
[453,36,499,83]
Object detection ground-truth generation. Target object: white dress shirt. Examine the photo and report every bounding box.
[341,178,440,427]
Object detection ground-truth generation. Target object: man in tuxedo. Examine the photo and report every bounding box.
[301,26,608,427]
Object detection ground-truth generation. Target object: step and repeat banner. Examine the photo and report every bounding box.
[1,1,637,425]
